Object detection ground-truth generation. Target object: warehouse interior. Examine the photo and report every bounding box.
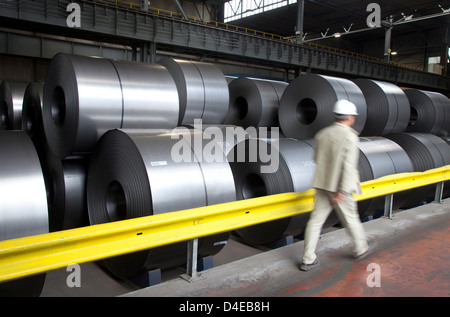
[0,0,449,299]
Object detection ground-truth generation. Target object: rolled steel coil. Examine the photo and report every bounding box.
[43,53,179,159]
[353,79,410,136]
[87,129,236,279]
[404,89,450,136]
[42,151,89,232]
[159,58,229,125]
[21,82,46,155]
[357,137,414,217]
[0,131,48,296]
[278,74,367,139]
[225,77,288,128]
[110,60,179,129]
[386,132,450,207]
[0,80,28,130]
[227,137,338,245]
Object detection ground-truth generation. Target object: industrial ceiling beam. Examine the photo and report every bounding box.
[174,0,189,20]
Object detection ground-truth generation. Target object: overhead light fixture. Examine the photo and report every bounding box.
[334,33,341,38]
[391,51,398,55]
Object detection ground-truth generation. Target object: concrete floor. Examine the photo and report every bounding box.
[39,198,450,297]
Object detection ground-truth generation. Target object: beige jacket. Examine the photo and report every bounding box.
[312,122,361,195]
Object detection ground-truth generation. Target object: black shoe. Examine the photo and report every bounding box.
[353,247,369,259]
[300,259,320,271]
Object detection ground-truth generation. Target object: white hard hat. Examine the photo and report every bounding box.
[333,99,359,116]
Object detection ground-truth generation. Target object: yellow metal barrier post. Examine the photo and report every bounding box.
[435,181,445,203]
[384,193,395,219]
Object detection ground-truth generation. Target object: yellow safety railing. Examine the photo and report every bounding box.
[0,165,449,283]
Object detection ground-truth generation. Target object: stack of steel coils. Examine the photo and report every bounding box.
[1,53,234,289]
[2,49,450,292]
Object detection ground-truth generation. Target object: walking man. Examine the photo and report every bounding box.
[300,99,369,271]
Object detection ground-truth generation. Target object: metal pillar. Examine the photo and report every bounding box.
[296,0,305,44]
[181,238,206,282]
[384,15,393,63]
[140,42,148,63]
[149,42,156,64]
[384,193,394,219]
[434,182,444,203]
[186,239,198,278]
[140,0,148,12]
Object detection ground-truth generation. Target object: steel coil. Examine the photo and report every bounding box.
[42,151,89,231]
[87,129,236,279]
[404,89,450,136]
[225,77,287,128]
[0,80,28,130]
[110,60,179,129]
[386,132,450,207]
[0,131,48,296]
[227,137,338,245]
[353,79,410,136]
[22,82,45,155]
[278,74,367,139]
[43,54,179,159]
[159,58,229,125]
[357,137,414,217]
[43,53,123,158]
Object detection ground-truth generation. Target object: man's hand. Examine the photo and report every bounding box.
[330,191,346,205]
